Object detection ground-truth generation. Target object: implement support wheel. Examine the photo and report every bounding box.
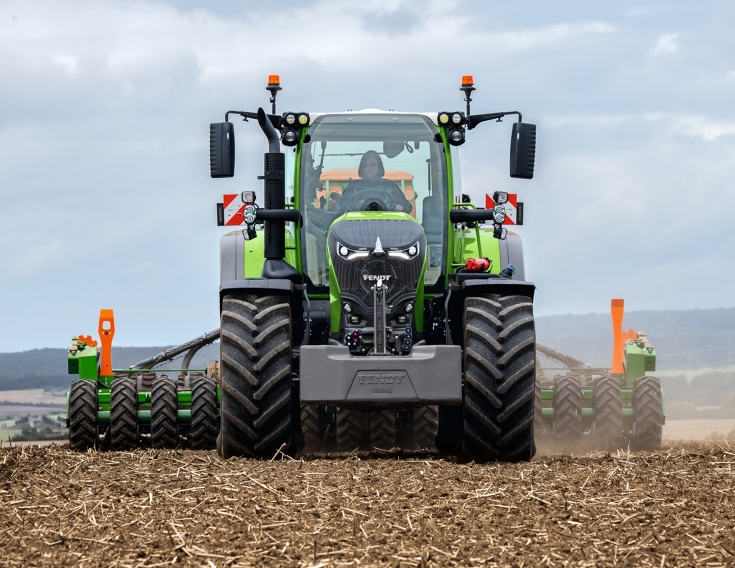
[593,375,623,451]
[191,377,218,450]
[461,294,536,462]
[69,379,98,450]
[151,378,179,449]
[553,374,582,444]
[219,294,294,458]
[110,378,138,450]
[633,376,664,451]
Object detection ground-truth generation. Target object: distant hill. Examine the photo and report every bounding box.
[2,307,735,415]
[536,307,735,370]
[0,344,219,392]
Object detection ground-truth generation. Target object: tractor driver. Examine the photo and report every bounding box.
[338,150,412,213]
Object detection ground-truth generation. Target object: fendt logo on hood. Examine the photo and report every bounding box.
[362,273,392,281]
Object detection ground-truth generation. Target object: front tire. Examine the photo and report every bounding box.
[462,295,536,462]
[219,294,293,459]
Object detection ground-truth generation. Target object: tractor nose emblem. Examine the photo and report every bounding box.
[372,237,385,256]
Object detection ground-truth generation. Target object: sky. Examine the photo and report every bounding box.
[1,0,734,351]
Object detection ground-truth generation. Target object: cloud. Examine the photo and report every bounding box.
[1,0,734,350]
[650,33,679,56]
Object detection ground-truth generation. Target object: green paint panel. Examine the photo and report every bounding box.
[623,408,635,419]
[621,389,633,401]
[243,229,298,278]
[581,408,594,418]
[97,410,110,424]
[625,342,657,382]
[541,408,554,418]
[541,389,553,400]
[99,391,110,404]
[178,391,192,405]
[582,389,593,400]
[458,228,502,274]
[177,410,191,424]
[67,340,98,380]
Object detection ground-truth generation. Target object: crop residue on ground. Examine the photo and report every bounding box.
[1,442,734,566]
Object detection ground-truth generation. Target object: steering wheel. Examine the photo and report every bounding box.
[339,186,397,213]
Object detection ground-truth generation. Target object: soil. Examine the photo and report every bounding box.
[1,442,734,567]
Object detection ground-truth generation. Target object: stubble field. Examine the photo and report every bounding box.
[1,441,734,567]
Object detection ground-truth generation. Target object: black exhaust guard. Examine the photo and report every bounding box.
[256,108,302,283]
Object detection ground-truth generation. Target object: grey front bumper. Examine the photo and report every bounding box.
[300,345,462,405]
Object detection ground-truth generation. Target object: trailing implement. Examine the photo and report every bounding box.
[66,311,221,450]
[535,298,665,451]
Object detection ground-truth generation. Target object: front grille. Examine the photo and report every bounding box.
[334,255,422,307]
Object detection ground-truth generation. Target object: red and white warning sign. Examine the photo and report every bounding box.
[222,194,247,226]
[485,193,523,226]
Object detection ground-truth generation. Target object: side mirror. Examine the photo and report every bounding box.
[210,122,235,178]
[509,122,536,179]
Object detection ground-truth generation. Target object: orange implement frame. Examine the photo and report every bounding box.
[610,299,637,374]
[98,309,115,378]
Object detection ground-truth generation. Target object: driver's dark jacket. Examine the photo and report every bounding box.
[340,177,413,214]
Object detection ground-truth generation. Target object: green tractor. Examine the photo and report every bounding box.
[210,75,537,462]
[534,299,665,451]
[66,75,539,462]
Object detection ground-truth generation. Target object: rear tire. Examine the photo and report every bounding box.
[462,295,536,462]
[593,375,623,451]
[69,380,97,451]
[191,377,218,450]
[335,408,363,452]
[219,294,293,459]
[151,378,178,449]
[300,404,323,453]
[369,410,396,450]
[553,374,582,445]
[634,376,663,451]
[411,406,438,450]
[110,378,138,450]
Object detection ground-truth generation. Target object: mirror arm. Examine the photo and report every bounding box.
[467,111,523,130]
[224,110,282,129]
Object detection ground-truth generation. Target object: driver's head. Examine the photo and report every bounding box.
[358,150,385,180]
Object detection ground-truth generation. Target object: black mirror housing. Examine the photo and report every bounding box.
[509,122,536,179]
[210,122,235,178]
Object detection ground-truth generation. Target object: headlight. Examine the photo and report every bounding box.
[244,205,256,225]
[298,113,309,126]
[452,113,462,124]
[448,128,465,146]
[492,191,508,205]
[241,191,256,204]
[343,302,352,313]
[438,113,450,125]
[492,204,506,224]
[388,241,419,260]
[282,130,298,145]
[339,245,349,256]
[284,113,296,125]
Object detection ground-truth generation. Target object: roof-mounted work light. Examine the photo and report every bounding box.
[266,75,281,114]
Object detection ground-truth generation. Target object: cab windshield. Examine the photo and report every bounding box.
[300,113,447,288]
